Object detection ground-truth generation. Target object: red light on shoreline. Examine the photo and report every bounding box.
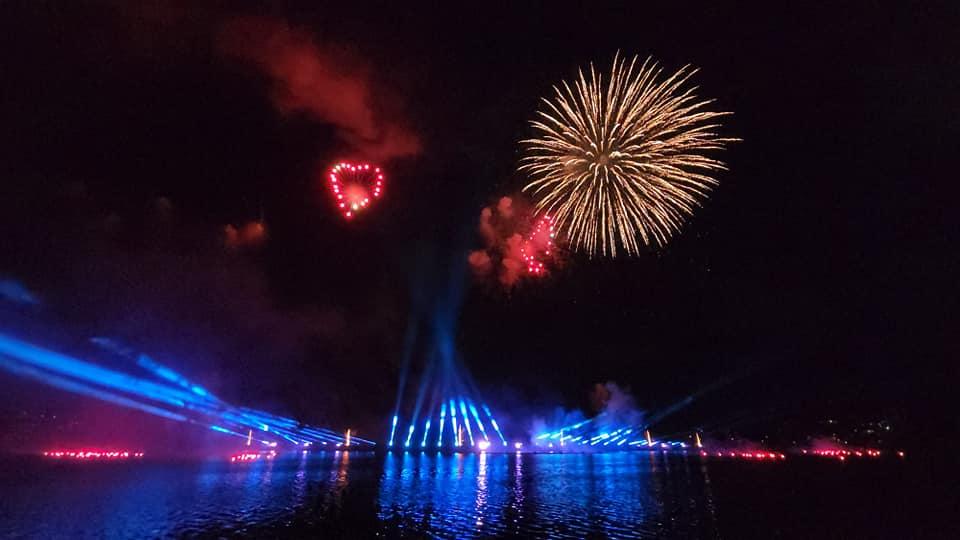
[229,451,276,462]
[43,450,144,460]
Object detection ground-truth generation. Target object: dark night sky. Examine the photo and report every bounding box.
[0,2,956,449]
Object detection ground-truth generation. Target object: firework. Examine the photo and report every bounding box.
[521,54,736,257]
[327,162,385,219]
[520,215,556,276]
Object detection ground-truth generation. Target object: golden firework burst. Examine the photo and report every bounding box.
[520,54,737,257]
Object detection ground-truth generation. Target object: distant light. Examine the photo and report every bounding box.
[43,449,144,460]
[514,442,523,450]
[478,440,491,451]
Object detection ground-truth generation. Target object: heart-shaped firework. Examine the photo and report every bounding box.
[328,162,384,219]
[521,215,555,276]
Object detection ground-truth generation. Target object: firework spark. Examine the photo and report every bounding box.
[520,215,556,276]
[521,54,736,257]
[327,162,385,219]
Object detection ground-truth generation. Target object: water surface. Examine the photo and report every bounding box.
[0,452,926,538]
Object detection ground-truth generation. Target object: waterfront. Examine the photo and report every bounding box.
[0,451,936,538]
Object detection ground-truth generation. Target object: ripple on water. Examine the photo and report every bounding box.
[2,452,723,538]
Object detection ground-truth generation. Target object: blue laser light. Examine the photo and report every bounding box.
[420,419,431,447]
[388,415,399,447]
[459,401,475,446]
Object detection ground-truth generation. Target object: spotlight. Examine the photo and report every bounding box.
[477,440,491,451]
[514,442,523,450]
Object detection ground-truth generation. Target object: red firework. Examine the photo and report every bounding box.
[328,162,385,218]
[520,215,555,276]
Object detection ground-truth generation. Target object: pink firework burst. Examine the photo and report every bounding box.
[328,162,385,219]
[520,215,556,276]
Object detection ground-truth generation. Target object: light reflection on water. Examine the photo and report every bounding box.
[1,451,721,538]
[377,451,719,538]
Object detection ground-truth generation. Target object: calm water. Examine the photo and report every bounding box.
[0,452,937,538]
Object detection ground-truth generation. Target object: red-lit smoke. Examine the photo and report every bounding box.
[327,162,385,218]
[218,16,420,161]
[224,220,267,249]
[469,196,558,287]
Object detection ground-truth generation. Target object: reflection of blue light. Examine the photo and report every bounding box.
[378,453,524,535]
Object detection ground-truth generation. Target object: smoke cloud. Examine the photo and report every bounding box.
[589,381,645,427]
[0,279,39,306]
[0,186,399,452]
[224,220,267,250]
[528,381,646,443]
[469,195,552,288]
[218,16,420,161]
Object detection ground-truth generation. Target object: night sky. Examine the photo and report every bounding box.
[0,2,955,451]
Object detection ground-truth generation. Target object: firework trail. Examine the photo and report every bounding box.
[521,54,737,257]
